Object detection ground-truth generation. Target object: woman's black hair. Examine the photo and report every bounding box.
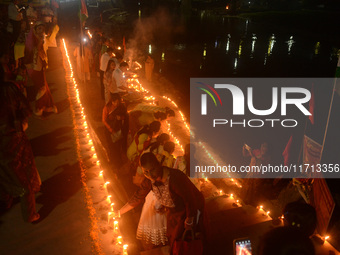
[163,141,175,154]
[140,152,163,180]
[106,93,121,107]
[105,59,115,72]
[154,111,167,121]
[164,107,175,118]
[137,121,161,137]
[149,133,170,152]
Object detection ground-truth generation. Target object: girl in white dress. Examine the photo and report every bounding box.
[136,139,175,247]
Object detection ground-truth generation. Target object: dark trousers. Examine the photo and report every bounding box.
[100,70,105,100]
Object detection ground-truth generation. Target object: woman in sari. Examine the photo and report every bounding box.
[0,82,41,222]
[127,121,161,164]
[102,93,129,166]
[24,21,57,116]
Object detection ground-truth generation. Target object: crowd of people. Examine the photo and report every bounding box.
[2,0,59,117]
[0,0,59,223]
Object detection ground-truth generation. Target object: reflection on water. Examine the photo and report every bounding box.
[234,58,238,70]
[238,39,242,57]
[251,34,256,58]
[267,34,276,56]
[286,36,295,55]
[226,34,231,53]
[315,42,321,55]
[135,13,339,95]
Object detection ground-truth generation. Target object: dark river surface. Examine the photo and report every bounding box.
[128,9,339,94]
[123,8,340,167]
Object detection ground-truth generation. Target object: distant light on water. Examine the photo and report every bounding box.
[200,11,205,20]
[203,46,207,57]
[245,19,249,35]
[314,42,320,55]
[267,34,276,55]
[234,58,238,69]
[226,34,231,53]
[286,36,295,55]
[251,34,257,57]
[238,40,242,57]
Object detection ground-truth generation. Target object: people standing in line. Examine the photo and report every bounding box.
[145,54,154,82]
[24,21,57,116]
[73,39,93,82]
[103,59,116,104]
[99,47,114,99]
[119,152,208,251]
[91,31,103,75]
[0,81,41,223]
[8,0,24,44]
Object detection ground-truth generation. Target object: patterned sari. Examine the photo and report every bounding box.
[0,82,41,221]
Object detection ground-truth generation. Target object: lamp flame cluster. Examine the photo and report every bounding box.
[61,39,128,255]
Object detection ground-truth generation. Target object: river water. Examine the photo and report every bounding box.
[127,9,339,103]
[125,8,340,167]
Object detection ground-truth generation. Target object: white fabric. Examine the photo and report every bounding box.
[100,52,111,71]
[136,191,168,245]
[112,68,126,89]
